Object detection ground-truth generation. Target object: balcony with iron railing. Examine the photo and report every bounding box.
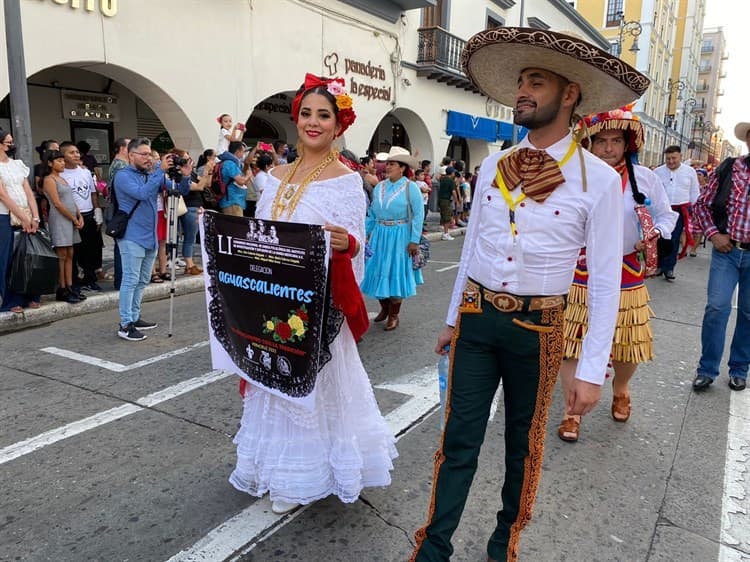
[696,84,709,92]
[701,44,714,53]
[416,27,480,93]
[699,65,712,74]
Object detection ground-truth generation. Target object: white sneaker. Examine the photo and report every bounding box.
[456,220,467,227]
[271,500,300,514]
[441,233,455,241]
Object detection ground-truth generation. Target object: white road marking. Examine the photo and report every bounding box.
[489,382,504,422]
[436,263,460,273]
[0,370,230,466]
[719,389,750,561]
[165,367,442,562]
[40,341,210,373]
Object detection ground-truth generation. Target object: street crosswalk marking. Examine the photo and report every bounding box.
[719,389,750,561]
[436,263,460,272]
[0,370,230,466]
[164,367,441,562]
[40,341,210,372]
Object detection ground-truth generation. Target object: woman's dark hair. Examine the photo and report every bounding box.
[76,140,91,154]
[40,149,64,179]
[298,85,339,116]
[340,149,358,163]
[256,153,274,171]
[625,155,646,205]
[36,139,59,157]
[196,148,216,169]
[0,129,10,145]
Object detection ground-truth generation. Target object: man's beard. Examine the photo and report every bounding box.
[513,92,564,130]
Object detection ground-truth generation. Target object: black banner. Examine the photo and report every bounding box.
[200,212,329,405]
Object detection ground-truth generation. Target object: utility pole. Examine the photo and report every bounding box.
[4,0,33,172]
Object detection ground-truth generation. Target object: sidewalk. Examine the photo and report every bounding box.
[0,213,467,333]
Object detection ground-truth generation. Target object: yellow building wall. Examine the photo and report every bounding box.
[575,0,642,68]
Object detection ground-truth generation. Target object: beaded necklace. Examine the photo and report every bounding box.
[271,150,337,220]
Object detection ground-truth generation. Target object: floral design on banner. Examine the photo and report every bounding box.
[263,305,310,344]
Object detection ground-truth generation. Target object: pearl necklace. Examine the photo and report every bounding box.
[271,151,337,220]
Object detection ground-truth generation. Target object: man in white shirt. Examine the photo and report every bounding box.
[410,28,649,562]
[60,141,104,295]
[653,145,700,280]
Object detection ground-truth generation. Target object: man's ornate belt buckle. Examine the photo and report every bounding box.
[461,287,482,313]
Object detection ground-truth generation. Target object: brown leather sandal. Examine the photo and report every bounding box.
[611,394,631,422]
[557,416,581,442]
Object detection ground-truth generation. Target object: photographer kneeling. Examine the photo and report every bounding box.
[114,138,192,342]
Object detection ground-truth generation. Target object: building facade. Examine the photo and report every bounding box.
[575,0,686,166]
[691,27,727,166]
[0,0,607,177]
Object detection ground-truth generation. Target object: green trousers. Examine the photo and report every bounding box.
[411,299,564,562]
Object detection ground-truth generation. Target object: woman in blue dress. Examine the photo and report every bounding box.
[361,147,424,331]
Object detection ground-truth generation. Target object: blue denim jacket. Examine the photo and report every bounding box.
[114,165,190,250]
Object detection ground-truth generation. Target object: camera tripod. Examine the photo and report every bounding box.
[165,179,182,337]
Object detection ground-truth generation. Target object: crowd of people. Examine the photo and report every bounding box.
[2,24,749,562]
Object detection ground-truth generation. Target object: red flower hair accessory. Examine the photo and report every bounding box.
[216,115,224,125]
[291,73,357,137]
[576,102,644,153]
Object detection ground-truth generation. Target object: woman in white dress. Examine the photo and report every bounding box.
[229,74,397,514]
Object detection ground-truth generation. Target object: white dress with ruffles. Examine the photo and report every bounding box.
[229,171,398,505]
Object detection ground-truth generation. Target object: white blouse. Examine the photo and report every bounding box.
[0,159,31,215]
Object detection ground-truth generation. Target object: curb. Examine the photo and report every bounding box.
[0,276,205,334]
[0,228,467,333]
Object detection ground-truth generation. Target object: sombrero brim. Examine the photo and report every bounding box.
[582,119,644,152]
[387,155,420,169]
[734,122,750,143]
[463,28,650,117]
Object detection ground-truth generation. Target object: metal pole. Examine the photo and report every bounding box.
[4,0,33,171]
[661,90,672,156]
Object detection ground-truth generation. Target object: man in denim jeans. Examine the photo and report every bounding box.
[691,122,750,392]
[114,138,192,341]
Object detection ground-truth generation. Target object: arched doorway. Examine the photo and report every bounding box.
[2,63,199,171]
[368,107,433,161]
[447,136,469,170]
[244,92,297,148]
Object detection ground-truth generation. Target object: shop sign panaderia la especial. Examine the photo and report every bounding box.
[41,0,118,18]
[323,52,391,103]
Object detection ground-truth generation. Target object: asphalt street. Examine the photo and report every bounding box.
[1,238,748,562]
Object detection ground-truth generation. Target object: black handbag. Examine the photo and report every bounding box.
[104,180,140,239]
[10,229,59,295]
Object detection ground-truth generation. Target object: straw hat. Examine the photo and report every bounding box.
[734,122,750,143]
[462,27,650,116]
[578,103,644,152]
[384,146,419,169]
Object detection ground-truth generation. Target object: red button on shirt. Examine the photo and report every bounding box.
[507,256,513,261]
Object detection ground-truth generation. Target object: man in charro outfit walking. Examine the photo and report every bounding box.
[409,28,650,562]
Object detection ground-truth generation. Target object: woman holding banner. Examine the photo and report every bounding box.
[229,74,397,515]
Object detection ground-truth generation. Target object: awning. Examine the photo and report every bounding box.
[447,111,528,143]
[498,121,528,141]
[446,111,498,143]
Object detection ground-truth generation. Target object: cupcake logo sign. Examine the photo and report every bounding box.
[263,305,310,344]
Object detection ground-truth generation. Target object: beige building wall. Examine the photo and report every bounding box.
[0,0,608,172]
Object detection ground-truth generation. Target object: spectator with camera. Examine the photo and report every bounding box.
[217,141,253,217]
[59,141,103,296]
[114,138,192,341]
[273,140,288,165]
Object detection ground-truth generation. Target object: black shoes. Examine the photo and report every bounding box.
[729,376,747,391]
[693,374,747,391]
[664,270,675,281]
[692,375,714,391]
[56,287,81,304]
[133,318,157,331]
[118,323,147,341]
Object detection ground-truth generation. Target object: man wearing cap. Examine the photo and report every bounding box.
[691,122,750,393]
[410,28,649,562]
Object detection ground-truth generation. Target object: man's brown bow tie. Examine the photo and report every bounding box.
[495,148,566,203]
